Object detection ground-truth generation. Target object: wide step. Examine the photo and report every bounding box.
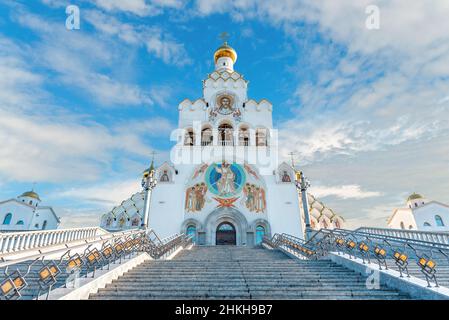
[89,246,410,300]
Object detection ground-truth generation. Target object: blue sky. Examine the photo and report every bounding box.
[1,0,449,229]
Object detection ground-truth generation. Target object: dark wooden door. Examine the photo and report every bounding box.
[216,223,236,245]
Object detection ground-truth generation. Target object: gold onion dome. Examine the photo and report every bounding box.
[20,190,41,201]
[214,42,237,64]
[407,192,423,201]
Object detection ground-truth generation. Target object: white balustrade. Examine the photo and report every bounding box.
[0,227,106,254]
[356,227,449,246]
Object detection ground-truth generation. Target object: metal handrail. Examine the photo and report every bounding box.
[264,228,449,288]
[0,230,193,300]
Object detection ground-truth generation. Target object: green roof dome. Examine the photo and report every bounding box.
[20,190,41,201]
[407,192,423,201]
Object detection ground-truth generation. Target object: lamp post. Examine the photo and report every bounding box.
[295,171,312,241]
[141,160,157,230]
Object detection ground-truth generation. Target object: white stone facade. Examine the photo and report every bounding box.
[0,191,60,232]
[100,43,345,243]
[388,193,449,232]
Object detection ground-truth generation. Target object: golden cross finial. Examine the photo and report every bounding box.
[219,32,230,44]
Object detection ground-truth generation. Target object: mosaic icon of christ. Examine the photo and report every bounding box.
[214,162,236,195]
[217,96,233,115]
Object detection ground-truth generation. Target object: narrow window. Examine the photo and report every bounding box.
[2,213,12,225]
[435,215,445,227]
[186,225,197,244]
[255,226,265,245]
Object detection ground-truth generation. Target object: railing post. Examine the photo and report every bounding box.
[7,236,14,252]
[11,236,18,252]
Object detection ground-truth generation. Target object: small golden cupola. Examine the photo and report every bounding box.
[18,190,41,207]
[214,41,237,73]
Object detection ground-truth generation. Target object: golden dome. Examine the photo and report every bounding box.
[20,190,41,201]
[214,42,237,64]
[407,192,423,201]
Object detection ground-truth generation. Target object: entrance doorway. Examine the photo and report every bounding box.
[216,222,236,245]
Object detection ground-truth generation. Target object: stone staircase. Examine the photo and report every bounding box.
[0,254,138,300]
[89,246,410,300]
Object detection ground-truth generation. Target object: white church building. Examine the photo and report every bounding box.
[0,190,60,232]
[387,193,449,232]
[100,42,344,244]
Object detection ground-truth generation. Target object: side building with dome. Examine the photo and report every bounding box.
[0,190,60,232]
[387,193,449,232]
[100,41,345,242]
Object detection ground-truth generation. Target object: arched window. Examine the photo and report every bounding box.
[400,221,405,229]
[218,124,233,145]
[184,129,195,146]
[255,226,265,245]
[201,127,213,146]
[42,220,48,230]
[186,225,197,244]
[16,220,24,225]
[424,222,431,227]
[256,128,267,146]
[408,225,413,230]
[2,213,12,225]
[435,215,445,227]
[238,126,249,146]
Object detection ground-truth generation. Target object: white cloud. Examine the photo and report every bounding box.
[93,0,154,16]
[0,32,164,184]
[56,179,141,208]
[309,185,382,200]
[0,109,153,183]
[92,0,188,16]
[84,10,192,66]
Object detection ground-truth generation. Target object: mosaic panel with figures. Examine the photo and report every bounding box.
[185,162,267,214]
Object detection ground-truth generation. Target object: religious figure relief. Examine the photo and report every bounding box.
[105,216,112,227]
[192,163,208,180]
[214,162,236,196]
[131,216,140,227]
[281,171,291,182]
[118,216,126,227]
[160,170,170,182]
[209,108,218,122]
[320,218,328,229]
[216,95,234,115]
[334,219,341,229]
[205,162,245,198]
[185,183,208,212]
[244,163,259,180]
[242,183,266,213]
[233,108,242,122]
